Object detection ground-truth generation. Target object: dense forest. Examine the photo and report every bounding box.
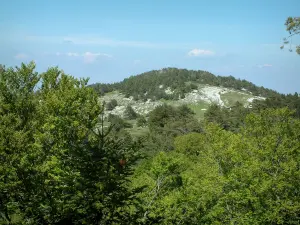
[90,67,300,119]
[89,68,280,101]
[1,62,299,224]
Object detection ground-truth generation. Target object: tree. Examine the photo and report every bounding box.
[124,105,138,120]
[133,108,300,224]
[107,113,133,131]
[281,17,300,54]
[0,62,142,224]
[106,98,118,111]
[136,115,147,127]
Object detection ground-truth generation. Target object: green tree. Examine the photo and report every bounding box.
[107,113,133,131]
[133,108,300,224]
[0,62,142,224]
[105,99,118,111]
[124,105,138,120]
[136,115,147,127]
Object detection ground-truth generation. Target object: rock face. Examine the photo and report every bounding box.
[100,85,265,118]
[181,86,227,106]
[101,92,162,117]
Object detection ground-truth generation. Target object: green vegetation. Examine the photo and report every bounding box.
[136,115,147,127]
[281,17,300,54]
[220,91,252,106]
[105,98,118,110]
[124,105,138,120]
[0,62,141,224]
[187,101,210,119]
[1,62,300,224]
[90,68,279,101]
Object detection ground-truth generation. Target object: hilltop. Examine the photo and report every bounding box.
[90,68,279,101]
[90,68,277,119]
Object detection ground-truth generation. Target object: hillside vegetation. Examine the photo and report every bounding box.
[90,68,280,101]
[91,68,300,136]
[1,62,300,224]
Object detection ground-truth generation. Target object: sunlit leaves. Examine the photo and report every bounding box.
[133,108,300,224]
[0,62,142,224]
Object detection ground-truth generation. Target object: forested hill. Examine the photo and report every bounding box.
[90,68,279,100]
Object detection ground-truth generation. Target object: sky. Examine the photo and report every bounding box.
[0,0,299,94]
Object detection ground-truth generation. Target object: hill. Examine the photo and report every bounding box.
[90,68,280,118]
[90,68,279,101]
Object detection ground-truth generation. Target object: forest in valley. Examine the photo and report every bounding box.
[1,16,300,225]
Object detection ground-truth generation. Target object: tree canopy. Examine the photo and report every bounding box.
[0,62,142,224]
[1,61,300,224]
[90,68,279,101]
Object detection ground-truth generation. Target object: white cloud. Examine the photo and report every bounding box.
[257,64,272,68]
[53,52,112,63]
[66,52,80,57]
[14,53,28,59]
[82,52,112,64]
[187,49,215,57]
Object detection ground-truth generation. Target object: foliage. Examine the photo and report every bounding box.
[105,98,118,111]
[2,61,300,224]
[132,108,300,224]
[124,105,138,120]
[89,83,114,96]
[281,17,300,54]
[0,62,142,224]
[90,68,279,100]
[108,115,134,136]
[136,115,147,127]
[204,101,250,132]
[145,104,202,152]
[252,92,300,118]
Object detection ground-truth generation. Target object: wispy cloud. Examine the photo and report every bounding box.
[82,52,112,63]
[54,51,112,63]
[25,35,212,49]
[66,52,80,57]
[26,35,163,48]
[257,64,272,68]
[187,48,215,57]
[14,53,28,60]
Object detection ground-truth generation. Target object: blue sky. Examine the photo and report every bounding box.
[0,0,299,94]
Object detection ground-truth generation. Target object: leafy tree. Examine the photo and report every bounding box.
[0,62,142,224]
[204,101,250,132]
[204,103,229,129]
[124,105,138,120]
[131,151,189,224]
[145,104,202,153]
[148,104,201,135]
[133,108,300,224]
[108,113,133,132]
[136,115,147,127]
[105,98,118,111]
[281,17,300,54]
